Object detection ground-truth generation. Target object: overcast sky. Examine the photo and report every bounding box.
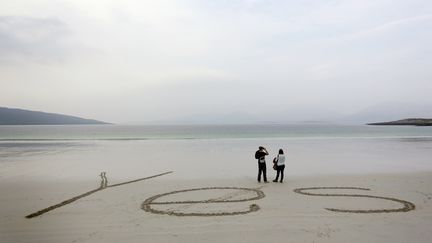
[1,0,431,123]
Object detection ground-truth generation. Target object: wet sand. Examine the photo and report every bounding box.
[1,172,431,243]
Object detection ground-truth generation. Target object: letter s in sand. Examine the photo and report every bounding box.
[293,187,415,213]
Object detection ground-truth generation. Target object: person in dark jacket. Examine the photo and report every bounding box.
[255,146,269,183]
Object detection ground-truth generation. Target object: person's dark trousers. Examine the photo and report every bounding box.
[257,162,267,182]
[275,165,285,182]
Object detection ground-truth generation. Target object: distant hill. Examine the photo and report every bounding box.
[341,102,432,124]
[368,118,432,126]
[0,107,109,125]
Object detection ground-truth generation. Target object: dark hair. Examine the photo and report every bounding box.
[279,149,284,154]
[259,146,264,150]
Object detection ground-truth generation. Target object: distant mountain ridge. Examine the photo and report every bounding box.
[341,102,432,124]
[368,118,432,126]
[0,107,109,125]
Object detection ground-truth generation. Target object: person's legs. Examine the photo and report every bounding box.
[263,163,267,182]
[257,163,262,182]
[273,168,280,182]
[280,165,285,182]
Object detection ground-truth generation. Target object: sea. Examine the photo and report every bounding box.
[1,124,432,181]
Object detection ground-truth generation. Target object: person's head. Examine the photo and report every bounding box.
[259,146,264,150]
[279,149,284,154]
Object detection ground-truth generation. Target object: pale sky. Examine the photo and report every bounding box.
[1,0,431,123]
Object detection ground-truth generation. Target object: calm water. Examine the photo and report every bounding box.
[1,124,432,180]
[0,124,432,140]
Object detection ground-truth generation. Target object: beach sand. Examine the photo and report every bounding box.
[1,172,431,243]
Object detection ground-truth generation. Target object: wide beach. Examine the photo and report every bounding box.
[1,125,432,242]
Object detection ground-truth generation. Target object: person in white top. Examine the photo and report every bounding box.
[273,149,286,183]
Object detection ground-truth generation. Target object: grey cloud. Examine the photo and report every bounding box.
[0,16,71,63]
[1,1,431,123]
